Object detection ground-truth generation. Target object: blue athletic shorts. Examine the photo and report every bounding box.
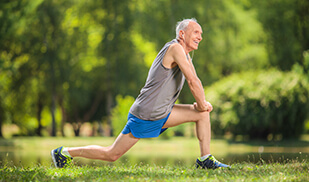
[121,112,170,138]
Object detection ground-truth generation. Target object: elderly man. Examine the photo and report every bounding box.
[51,18,230,169]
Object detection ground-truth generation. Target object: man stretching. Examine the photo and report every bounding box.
[51,18,230,169]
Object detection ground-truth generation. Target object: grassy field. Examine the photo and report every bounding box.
[0,137,309,181]
[1,160,308,181]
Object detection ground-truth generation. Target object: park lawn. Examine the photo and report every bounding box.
[0,160,308,182]
[0,136,309,181]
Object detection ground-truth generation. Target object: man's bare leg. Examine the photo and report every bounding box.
[162,104,211,156]
[67,133,139,162]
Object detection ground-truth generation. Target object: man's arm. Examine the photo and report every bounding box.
[168,44,211,112]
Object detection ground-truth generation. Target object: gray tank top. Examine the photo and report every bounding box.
[129,39,185,120]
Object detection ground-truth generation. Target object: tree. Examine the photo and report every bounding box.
[0,0,44,136]
[253,0,309,70]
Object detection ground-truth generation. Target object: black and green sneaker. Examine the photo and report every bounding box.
[196,155,230,169]
[51,146,73,168]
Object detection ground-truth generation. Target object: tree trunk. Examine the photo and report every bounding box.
[0,116,3,138]
[98,121,104,136]
[0,122,2,138]
[83,91,104,122]
[0,100,4,138]
[51,93,57,136]
[73,121,81,136]
[106,91,113,136]
[59,98,66,137]
[36,95,43,136]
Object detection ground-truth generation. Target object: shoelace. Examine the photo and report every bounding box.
[208,156,221,167]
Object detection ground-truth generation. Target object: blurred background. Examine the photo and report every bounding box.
[0,0,309,166]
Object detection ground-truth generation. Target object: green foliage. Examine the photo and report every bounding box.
[206,70,309,139]
[253,0,309,71]
[197,0,268,80]
[303,50,309,76]
[0,0,308,137]
[111,95,135,136]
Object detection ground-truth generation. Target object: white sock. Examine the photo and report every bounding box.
[62,147,72,158]
[200,154,211,161]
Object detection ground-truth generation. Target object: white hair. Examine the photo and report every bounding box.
[175,18,198,39]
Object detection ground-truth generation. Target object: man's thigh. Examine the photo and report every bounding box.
[162,104,209,128]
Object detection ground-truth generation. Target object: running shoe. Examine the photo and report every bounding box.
[51,146,73,168]
[196,155,230,169]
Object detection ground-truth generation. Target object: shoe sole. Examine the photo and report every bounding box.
[51,150,58,168]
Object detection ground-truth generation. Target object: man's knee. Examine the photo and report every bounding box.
[108,155,120,162]
[196,110,210,122]
[105,151,122,162]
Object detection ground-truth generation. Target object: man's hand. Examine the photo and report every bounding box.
[194,101,213,112]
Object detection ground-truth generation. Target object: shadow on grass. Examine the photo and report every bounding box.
[0,139,14,147]
[224,152,308,164]
[227,139,309,147]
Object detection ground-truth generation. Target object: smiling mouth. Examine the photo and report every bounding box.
[193,40,199,45]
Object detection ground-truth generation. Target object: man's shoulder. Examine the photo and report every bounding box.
[162,41,184,68]
[169,42,181,49]
[167,42,184,55]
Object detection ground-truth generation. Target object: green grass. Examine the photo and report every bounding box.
[1,161,308,181]
[0,136,309,181]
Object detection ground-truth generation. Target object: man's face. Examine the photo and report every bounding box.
[184,22,203,51]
